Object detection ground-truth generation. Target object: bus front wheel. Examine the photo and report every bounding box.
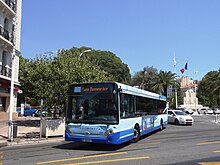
[131,125,140,143]
[160,120,164,131]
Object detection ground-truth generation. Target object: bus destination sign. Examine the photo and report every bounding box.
[74,86,109,93]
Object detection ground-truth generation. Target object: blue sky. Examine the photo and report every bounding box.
[21,0,220,80]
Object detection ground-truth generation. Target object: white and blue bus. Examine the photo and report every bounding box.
[65,82,168,144]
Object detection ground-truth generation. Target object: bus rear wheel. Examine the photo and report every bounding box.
[131,125,140,143]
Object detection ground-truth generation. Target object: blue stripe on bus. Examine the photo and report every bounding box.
[65,122,167,145]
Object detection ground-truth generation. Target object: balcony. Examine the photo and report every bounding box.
[0,65,11,78]
[4,0,16,12]
[0,0,16,17]
[0,26,14,45]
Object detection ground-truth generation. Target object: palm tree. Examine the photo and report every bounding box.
[141,66,158,91]
[152,70,176,96]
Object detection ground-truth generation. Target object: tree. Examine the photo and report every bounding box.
[132,67,182,107]
[131,66,158,91]
[82,48,131,84]
[166,83,183,108]
[152,70,176,96]
[197,70,220,107]
[18,50,113,116]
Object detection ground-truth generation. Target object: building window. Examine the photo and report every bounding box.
[0,97,6,112]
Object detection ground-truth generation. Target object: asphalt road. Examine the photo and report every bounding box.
[1,115,220,165]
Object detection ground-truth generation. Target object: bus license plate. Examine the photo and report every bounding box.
[82,139,92,142]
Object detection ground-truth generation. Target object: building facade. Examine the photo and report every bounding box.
[179,76,203,110]
[0,0,22,120]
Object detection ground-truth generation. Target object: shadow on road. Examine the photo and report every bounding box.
[53,141,130,151]
[53,130,162,151]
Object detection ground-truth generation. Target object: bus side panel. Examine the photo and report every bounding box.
[140,114,168,136]
[160,114,168,127]
[117,115,168,144]
[140,126,160,136]
[116,117,142,144]
[153,114,168,128]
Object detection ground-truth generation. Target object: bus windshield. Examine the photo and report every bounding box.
[67,84,118,124]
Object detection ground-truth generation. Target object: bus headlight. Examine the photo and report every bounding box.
[104,128,114,136]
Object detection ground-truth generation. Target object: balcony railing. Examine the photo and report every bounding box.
[0,26,14,44]
[4,0,16,12]
[0,65,12,78]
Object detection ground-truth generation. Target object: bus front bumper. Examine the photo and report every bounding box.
[65,129,134,145]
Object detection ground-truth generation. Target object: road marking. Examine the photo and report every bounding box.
[37,152,127,164]
[137,142,160,146]
[197,141,220,146]
[213,150,220,153]
[198,162,220,165]
[0,152,2,165]
[62,156,150,165]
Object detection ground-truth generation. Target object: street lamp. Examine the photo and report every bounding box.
[79,49,91,58]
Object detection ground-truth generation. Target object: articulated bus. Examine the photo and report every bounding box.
[65,82,168,144]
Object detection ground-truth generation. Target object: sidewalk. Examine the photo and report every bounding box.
[0,116,64,147]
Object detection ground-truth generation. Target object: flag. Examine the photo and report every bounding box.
[180,62,188,74]
[180,68,185,74]
[184,62,188,70]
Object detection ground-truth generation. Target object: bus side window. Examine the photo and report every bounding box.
[120,94,125,118]
[120,94,134,118]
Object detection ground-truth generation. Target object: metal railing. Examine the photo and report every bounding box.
[0,26,14,44]
[0,65,12,77]
[4,0,16,12]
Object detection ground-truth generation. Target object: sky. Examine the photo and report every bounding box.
[21,0,220,80]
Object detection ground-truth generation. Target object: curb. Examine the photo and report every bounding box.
[0,142,7,148]
[0,137,65,148]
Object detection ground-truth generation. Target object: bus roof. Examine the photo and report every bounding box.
[115,82,166,101]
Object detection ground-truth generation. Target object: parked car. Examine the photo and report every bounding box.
[182,108,194,115]
[213,108,220,115]
[199,108,208,114]
[16,107,37,116]
[175,108,194,115]
[34,109,52,117]
[168,109,194,125]
[206,108,214,115]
